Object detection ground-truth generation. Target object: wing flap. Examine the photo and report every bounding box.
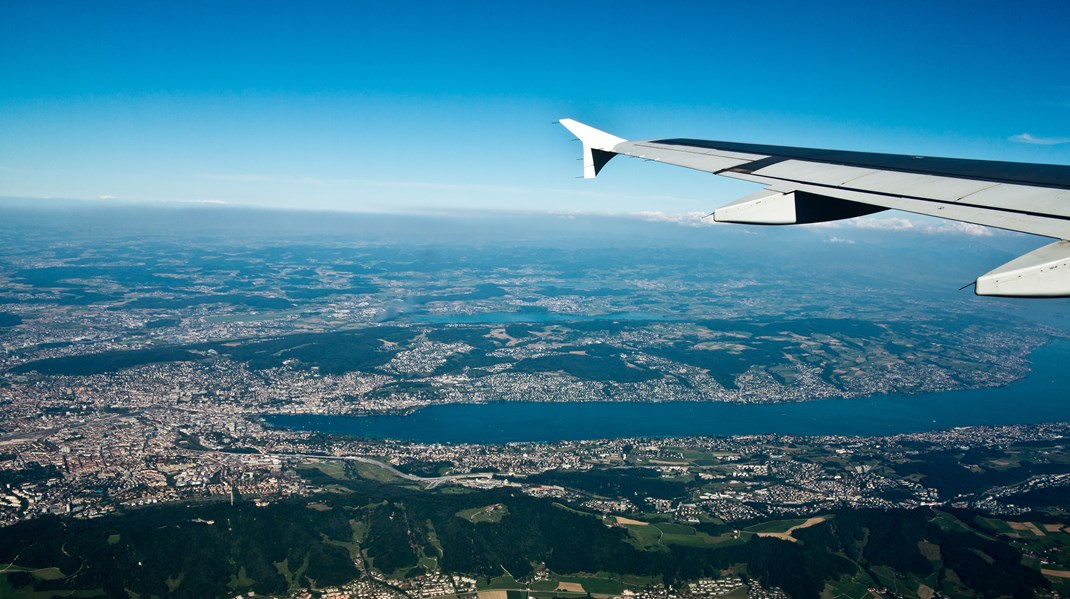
[976,240,1070,297]
[832,170,999,201]
[958,184,1070,218]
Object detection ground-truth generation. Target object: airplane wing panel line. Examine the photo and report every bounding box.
[724,156,791,175]
[953,182,1008,203]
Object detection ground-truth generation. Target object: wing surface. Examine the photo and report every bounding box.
[560,118,1070,297]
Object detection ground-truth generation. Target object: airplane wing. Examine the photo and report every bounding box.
[559,118,1070,298]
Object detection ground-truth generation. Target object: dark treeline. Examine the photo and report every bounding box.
[0,479,1052,599]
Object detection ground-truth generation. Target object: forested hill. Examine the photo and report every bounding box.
[0,479,1057,598]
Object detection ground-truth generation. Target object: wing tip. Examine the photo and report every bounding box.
[559,118,626,178]
[558,118,626,151]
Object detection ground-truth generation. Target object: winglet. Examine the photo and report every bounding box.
[559,118,626,178]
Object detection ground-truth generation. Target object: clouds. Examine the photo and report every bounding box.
[851,216,918,231]
[620,210,999,238]
[621,211,996,238]
[1009,133,1070,145]
[864,217,993,237]
[630,211,718,227]
[808,215,994,237]
[930,221,993,237]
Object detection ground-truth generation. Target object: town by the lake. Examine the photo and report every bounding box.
[2,208,1070,598]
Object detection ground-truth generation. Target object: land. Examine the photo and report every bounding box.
[2,206,1070,598]
[2,435,1069,598]
[3,417,1070,598]
[0,211,1059,429]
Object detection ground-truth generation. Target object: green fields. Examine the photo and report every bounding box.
[622,518,744,551]
[456,503,509,524]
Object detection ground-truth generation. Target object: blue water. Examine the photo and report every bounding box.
[265,339,1070,443]
[411,311,674,324]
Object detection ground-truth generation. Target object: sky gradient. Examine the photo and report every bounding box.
[2,1,1069,215]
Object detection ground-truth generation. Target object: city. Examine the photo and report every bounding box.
[1,212,1069,597]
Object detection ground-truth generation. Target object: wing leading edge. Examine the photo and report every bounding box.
[559,118,1070,298]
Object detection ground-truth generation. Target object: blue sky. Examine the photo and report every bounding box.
[2,0,1069,215]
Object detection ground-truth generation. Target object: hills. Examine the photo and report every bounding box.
[0,476,1064,598]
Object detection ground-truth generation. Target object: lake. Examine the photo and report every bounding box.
[410,311,675,324]
[264,338,1070,443]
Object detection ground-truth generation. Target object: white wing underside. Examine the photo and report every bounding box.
[560,118,1070,298]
